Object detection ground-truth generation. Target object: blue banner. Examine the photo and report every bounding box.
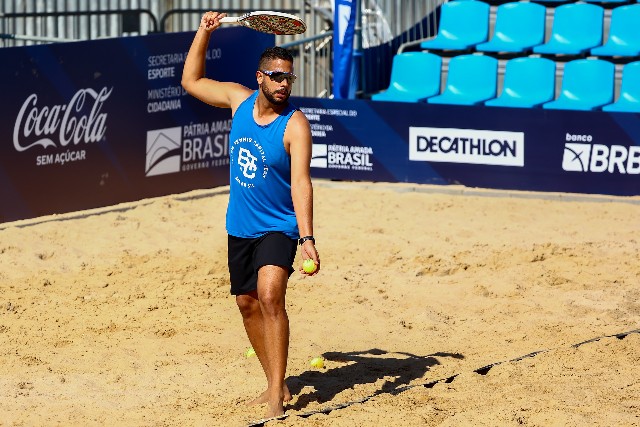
[0,29,274,223]
[1,29,638,224]
[333,0,358,99]
[294,97,639,196]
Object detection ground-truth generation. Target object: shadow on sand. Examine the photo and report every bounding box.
[285,348,464,411]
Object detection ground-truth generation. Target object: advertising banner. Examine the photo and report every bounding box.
[0,29,274,223]
[332,0,358,99]
[1,30,637,224]
[294,98,640,196]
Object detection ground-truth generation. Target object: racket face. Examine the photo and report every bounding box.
[240,11,307,35]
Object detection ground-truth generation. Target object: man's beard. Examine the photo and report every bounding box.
[261,83,290,105]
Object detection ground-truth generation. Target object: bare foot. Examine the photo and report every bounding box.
[247,383,292,406]
[265,396,285,419]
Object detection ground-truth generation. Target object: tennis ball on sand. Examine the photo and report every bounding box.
[245,347,256,358]
[302,259,317,274]
[310,357,324,369]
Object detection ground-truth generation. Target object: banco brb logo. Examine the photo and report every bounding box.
[146,127,182,176]
[562,140,640,174]
[562,143,591,172]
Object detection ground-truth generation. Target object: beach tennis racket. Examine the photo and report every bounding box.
[219,11,307,35]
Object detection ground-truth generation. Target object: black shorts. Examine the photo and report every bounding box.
[227,232,298,295]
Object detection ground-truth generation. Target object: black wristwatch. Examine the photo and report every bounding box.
[298,235,315,246]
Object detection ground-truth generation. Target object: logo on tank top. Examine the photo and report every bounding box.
[230,137,269,188]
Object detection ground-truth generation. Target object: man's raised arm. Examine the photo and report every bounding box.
[181,11,252,111]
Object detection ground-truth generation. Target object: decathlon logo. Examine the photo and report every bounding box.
[409,127,525,167]
[146,127,182,176]
[562,143,640,174]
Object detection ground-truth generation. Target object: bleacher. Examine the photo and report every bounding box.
[372,0,640,112]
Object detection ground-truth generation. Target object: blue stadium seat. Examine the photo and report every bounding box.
[371,52,442,103]
[543,59,615,110]
[531,0,571,3]
[428,54,498,105]
[476,2,546,54]
[603,61,640,112]
[582,0,629,5]
[591,4,640,58]
[485,57,556,108]
[420,1,490,51]
[533,3,604,56]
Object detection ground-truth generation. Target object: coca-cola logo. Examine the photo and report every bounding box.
[13,87,112,152]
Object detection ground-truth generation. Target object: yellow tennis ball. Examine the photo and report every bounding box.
[245,347,256,358]
[310,356,324,368]
[302,259,317,274]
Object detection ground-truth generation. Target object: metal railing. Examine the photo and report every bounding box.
[281,30,334,98]
[0,9,159,46]
[0,0,442,98]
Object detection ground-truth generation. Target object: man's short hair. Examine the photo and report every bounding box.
[258,46,294,70]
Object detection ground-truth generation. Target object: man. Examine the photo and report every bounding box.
[181,11,320,419]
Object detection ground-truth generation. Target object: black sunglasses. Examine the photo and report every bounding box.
[260,70,297,84]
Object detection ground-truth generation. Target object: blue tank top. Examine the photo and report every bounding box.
[226,91,299,239]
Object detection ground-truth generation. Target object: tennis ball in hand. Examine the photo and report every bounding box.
[310,357,324,369]
[302,259,317,274]
[245,347,256,358]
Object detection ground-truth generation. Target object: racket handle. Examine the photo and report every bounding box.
[219,17,238,23]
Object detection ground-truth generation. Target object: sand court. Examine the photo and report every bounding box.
[0,181,639,426]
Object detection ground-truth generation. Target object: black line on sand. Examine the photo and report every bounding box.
[246,328,640,426]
